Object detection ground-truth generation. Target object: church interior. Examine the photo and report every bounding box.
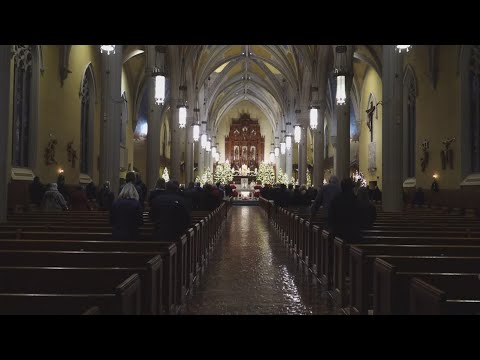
[0,45,479,315]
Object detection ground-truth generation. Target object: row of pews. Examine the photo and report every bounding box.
[259,197,480,315]
[0,201,230,315]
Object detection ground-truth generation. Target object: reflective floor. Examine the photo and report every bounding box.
[184,206,338,315]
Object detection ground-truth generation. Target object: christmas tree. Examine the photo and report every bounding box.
[201,168,213,185]
[276,167,289,186]
[214,163,233,184]
[162,168,170,182]
[257,162,275,185]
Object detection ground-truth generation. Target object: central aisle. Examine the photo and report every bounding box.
[185,206,336,315]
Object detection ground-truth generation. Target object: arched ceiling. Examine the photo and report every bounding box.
[183,45,315,133]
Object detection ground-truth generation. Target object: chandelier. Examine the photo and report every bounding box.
[396,45,412,53]
[192,123,200,142]
[154,75,166,105]
[211,145,217,157]
[201,134,207,149]
[274,146,280,157]
[309,108,318,130]
[269,151,275,163]
[100,45,115,55]
[294,125,301,144]
[280,142,286,155]
[178,105,187,128]
[206,140,211,152]
[285,135,292,150]
[336,75,346,105]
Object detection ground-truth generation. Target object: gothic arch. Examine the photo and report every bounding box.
[403,64,418,179]
[11,45,41,169]
[79,63,96,175]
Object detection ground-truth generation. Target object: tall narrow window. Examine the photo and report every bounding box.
[403,66,417,179]
[80,65,95,174]
[470,46,480,173]
[12,45,33,167]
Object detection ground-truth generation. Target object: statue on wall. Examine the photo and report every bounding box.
[420,139,430,172]
[250,146,256,161]
[441,137,455,170]
[67,141,78,168]
[45,137,58,165]
[366,101,375,143]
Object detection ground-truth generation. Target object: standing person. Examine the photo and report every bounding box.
[148,178,166,206]
[98,181,115,211]
[310,176,341,224]
[29,176,46,206]
[328,178,362,243]
[57,174,70,205]
[109,183,143,241]
[357,186,376,229]
[85,181,97,200]
[41,183,68,212]
[70,186,91,211]
[149,181,191,241]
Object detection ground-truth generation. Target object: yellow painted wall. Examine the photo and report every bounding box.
[405,45,460,189]
[36,45,102,185]
[121,68,134,175]
[216,101,273,163]
[358,67,383,189]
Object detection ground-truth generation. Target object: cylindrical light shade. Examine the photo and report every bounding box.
[201,134,207,149]
[211,145,217,157]
[294,125,301,143]
[310,108,318,130]
[286,136,292,150]
[274,147,280,157]
[100,45,115,55]
[269,152,275,163]
[178,106,187,128]
[206,140,211,152]
[214,152,220,162]
[193,124,200,142]
[280,142,286,155]
[155,75,166,105]
[396,45,411,53]
[336,75,346,105]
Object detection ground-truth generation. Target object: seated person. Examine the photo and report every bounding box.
[109,183,143,241]
[149,181,191,241]
[29,176,46,206]
[97,181,115,211]
[41,183,68,212]
[70,186,91,211]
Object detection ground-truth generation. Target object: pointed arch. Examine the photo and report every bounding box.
[403,64,417,179]
[80,63,96,175]
[11,45,41,168]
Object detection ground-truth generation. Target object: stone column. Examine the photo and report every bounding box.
[0,46,11,222]
[100,45,123,195]
[170,103,182,182]
[146,76,163,189]
[382,45,404,212]
[335,74,352,182]
[313,104,326,188]
[298,123,308,185]
[286,141,293,182]
[185,111,194,184]
[197,121,206,180]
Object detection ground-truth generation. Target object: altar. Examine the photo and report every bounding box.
[233,175,257,186]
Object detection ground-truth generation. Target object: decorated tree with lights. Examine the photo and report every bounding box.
[290,176,297,186]
[162,168,170,182]
[352,170,367,187]
[276,167,289,186]
[214,163,234,185]
[257,162,275,185]
[200,168,213,185]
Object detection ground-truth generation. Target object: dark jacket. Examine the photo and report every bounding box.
[149,193,191,241]
[109,198,143,241]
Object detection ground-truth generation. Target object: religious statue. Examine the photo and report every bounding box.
[242,146,248,161]
[66,141,78,168]
[250,146,256,160]
[45,138,58,165]
[441,137,455,170]
[234,146,239,160]
[366,101,375,142]
[420,139,429,172]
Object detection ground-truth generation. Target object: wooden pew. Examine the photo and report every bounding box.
[0,268,141,315]
[409,275,480,315]
[0,250,162,315]
[82,306,101,315]
[349,245,480,314]
[373,256,480,314]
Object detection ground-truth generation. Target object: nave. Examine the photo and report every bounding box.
[185,206,336,315]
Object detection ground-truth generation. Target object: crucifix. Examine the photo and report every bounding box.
[366,101,375,142]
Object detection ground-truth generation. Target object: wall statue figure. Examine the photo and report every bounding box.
[67,141,78,168]
[441,137,455,170]
[420,139,429,172]
[45,137,58,165]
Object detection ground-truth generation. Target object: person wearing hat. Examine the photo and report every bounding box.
[41,183,68,211]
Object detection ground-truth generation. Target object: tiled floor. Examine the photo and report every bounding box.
[184,206,337,315]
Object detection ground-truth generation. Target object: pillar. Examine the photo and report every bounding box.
[313,104,326,188]
[0,46,11,222]
[100,45,123,195]
[335,74,352,182]
[382,45,404,212]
